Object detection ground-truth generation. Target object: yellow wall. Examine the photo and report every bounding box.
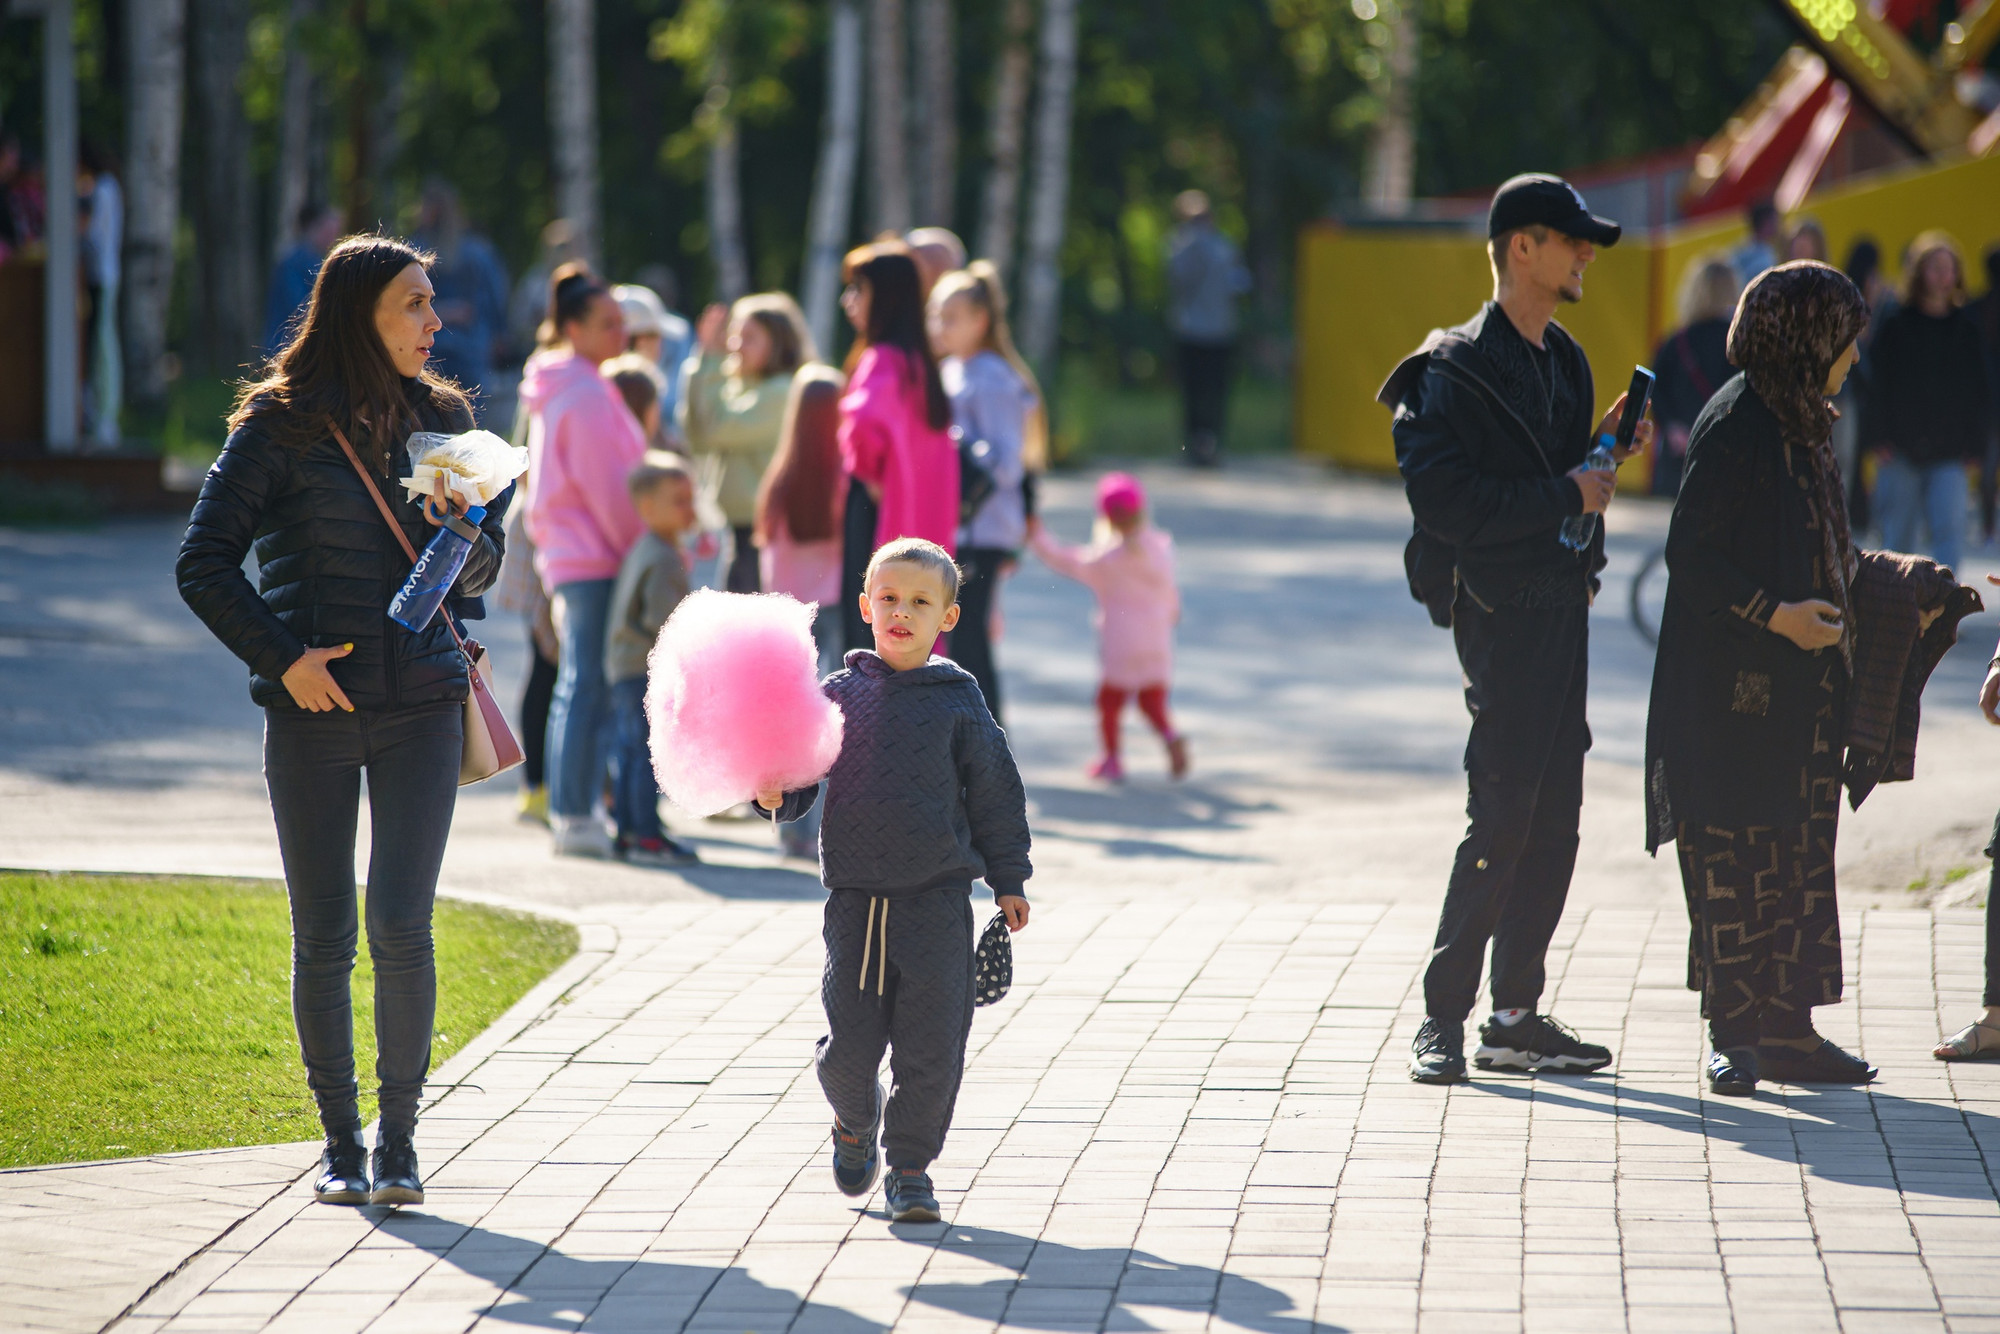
[1297,153,2000,478]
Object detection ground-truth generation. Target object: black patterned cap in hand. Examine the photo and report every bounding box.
[974,911,1012,1008]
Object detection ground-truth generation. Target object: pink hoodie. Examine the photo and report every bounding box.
[839,345,960,554]
[520,349,649,588]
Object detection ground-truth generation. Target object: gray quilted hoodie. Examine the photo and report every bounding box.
[765,649,1032,901]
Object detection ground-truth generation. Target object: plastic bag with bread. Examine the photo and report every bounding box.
[400,430,530,507]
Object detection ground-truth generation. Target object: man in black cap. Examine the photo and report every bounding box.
[1378,173,1653,1084]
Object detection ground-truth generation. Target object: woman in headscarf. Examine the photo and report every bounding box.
[1644,261,1874,1097]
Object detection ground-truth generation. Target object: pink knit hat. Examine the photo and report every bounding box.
[1096,471,1145,519]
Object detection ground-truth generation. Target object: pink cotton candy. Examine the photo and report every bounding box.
[646,589,844,817]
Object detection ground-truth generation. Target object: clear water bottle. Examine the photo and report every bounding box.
[1558,434,1617,552]
[389,506,487,633]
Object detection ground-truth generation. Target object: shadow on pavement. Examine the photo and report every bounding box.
[1026,782,1278,832]
[665,860,828,901]
[385,1216,886,1331]
[1481,1077,2000,1201]
[891,1223,1330,1333]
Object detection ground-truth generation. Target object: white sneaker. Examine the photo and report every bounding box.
[551,815,616,859]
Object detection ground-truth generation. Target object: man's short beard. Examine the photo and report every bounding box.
[1558,283,1583,304]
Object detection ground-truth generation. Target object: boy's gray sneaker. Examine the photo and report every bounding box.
[1410,1016,1467,1084]
[831,1080,884,1198]
[884,1167,940,1223]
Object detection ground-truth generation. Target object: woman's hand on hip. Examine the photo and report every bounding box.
[283,644,356,713]
[1768,599,1844,651]
[1981,576,2000,723]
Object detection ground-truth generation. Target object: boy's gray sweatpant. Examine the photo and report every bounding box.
[816,885,977,1170]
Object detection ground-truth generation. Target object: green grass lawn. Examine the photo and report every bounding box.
[0,873,577,1167]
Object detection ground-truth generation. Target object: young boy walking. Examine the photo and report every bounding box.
[606,452,703,867]
[759,537,1032,1223]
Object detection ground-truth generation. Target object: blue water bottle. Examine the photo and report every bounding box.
[1558,435,1617,552]
[389,506,487,633]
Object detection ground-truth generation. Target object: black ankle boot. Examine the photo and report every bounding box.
[313,1129,370,1204]
[369,1129,424,1206]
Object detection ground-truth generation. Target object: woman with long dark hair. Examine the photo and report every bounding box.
[1646,262,1882,1096]
[836,241,959,650]
[178,235,508,1207]
[519,262,645,858]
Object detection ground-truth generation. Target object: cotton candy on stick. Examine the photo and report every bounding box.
[646,589,844,817]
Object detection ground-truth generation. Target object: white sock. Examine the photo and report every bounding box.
[1492,1008,1529,1027]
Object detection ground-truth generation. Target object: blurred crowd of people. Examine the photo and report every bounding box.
[1653,204,1998,578]
[428,221,1055,863]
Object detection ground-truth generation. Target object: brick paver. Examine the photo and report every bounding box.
[81,898,2000,1334]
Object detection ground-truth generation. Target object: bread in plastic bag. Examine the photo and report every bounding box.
[400,430,530,507]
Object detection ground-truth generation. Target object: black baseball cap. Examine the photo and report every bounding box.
[1487,173,1621,247]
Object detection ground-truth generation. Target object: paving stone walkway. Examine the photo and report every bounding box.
[9,462,2000,1333]
[106,899,2000,1334]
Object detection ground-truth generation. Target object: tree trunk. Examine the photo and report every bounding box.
[976,0,1033,278]
[342,0,371,226]
[1362,0,1416,215]
[867,0,910,234]
[803,0,864,356]
[706,54,749,304]
[122,0,185,412]
[913,0,956,227]
[272,0,316,256]
[1016,0,1077,371]
[548,0,602,269]
[192,0,259,373]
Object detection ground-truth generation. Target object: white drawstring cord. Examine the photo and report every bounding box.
[877,900,889,996]
[856,897,890,996]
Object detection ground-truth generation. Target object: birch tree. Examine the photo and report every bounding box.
[705,52,750,303]
[803,0,864,353]
[548,0,602,268]
[1017,0,1076,370]
[193,0,258,370]
[976,0,1033,276]
[272,0,316,256]
[1361,0,1416,214]
[867,0,910,234]
[913,0,956,227]
[123,0,186,412]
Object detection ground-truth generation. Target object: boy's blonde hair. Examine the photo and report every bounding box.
[627,449,693,501]
[864,537,963,605]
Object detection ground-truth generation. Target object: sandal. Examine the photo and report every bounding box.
[1756,1036,1877,1085]
[1935,1020,2000,1062]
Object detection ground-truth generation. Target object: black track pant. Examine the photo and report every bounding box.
[817,886,976,1170]
[1423,597,1590,1023]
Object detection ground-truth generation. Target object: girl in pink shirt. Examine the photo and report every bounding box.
[835,242,959,650]
[1028,472,1187,782]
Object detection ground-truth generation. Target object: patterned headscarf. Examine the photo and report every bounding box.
[1727,261,1869,671]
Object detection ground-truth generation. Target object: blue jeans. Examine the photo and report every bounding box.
[1875,456,1969,574]
[547,578,614,819]
[263,701,462,1136]
[609,676,662,843]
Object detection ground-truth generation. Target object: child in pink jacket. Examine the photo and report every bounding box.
[1027,472,1187,782]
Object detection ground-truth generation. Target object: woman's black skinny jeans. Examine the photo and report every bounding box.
[264,701,461,1137]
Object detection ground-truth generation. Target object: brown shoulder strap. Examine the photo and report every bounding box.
[331,421,473,655]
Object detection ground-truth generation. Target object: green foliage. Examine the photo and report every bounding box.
[4,1,1791,401]
[1054,366,1290,462]
[0,475,99,528]
[0,873,577,1167]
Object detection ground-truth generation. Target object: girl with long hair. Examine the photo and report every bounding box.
[178,235,507,1208]
[680,291,817,593]
[836,241,960,651]
[927,261,1045,720]
[519,261,648,858]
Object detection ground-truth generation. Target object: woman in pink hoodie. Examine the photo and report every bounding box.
[521,263,646,856]
[835,241,959,651]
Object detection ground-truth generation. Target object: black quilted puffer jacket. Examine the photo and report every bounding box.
[177,395,512,712]
[762,650,1032,900]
